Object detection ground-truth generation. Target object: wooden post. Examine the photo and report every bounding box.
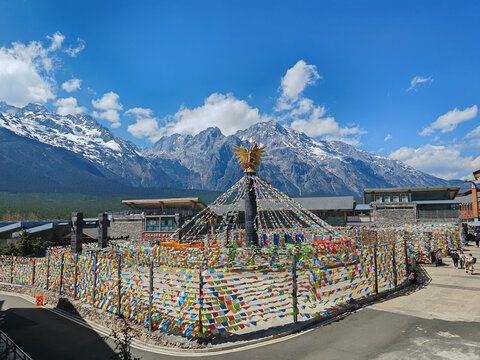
[46,255,50,290]
[10,256,13,284]
[403,238,409,274]
[148,257,154,331]
[392,242,398,288]
[92,252,98,305]
[116,254,122,316]
[59,254,65,295]
[292,248,298,323]
[73,253,79,300]
[373,246,379,296]
[31,258,36,287]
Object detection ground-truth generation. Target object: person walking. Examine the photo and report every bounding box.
[451,251,459,269]
[459,250,466,269]
[476,230,480,248]
[465,253,475,275]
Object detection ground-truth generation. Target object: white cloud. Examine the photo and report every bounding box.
[466,125,480,139]
[406,75,433,92]
[276,60,321,111]
[420,105,478,136]
[65,38,85,57]
[126,107,161,142]
[92,91,123,128]
[159,93,267,137]
[46,31,65,51]
[389,144,480,179]
[61,78,82,93]
[54,97,86,116]
[274,60,365,144]
[0,33,64,106]
[384,133,392,142]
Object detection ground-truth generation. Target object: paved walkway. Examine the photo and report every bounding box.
[371,243,480,322]
[0,244,479,359]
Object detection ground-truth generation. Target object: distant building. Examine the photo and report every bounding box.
[364,186,461,226]
[113,198,206,240]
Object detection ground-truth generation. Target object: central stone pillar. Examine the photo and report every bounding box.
[71,212,84,254]
[245,174,258,247]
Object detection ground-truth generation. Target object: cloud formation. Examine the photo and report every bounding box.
[0,33,61,106]
[65,38,85,57]
[92,91,123,128]
[389,144,480,179]
[276,60,365,145]
[159,93,267,137]
[420,105,478,136]
[61,78,82,93]
[54,97,86,116]
[126,107,161,142]
[406,75,433,92]
[384,133,392,142]
[276,60,321,111]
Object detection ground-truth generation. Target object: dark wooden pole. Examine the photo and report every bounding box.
[148,257,154,331]
[59,254,65,295]
[31,258,36,287]
[92,252,98,305]
[73,254,79,300]
[392,242,398,288]
[292,249,298,323]
[116,255,122,316]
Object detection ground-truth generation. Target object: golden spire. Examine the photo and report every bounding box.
[233,143,266,174]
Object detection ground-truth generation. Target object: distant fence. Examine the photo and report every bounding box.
[0,329,32,360]
[0,225,461,339]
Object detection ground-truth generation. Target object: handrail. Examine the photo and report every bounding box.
[0,329,33,360]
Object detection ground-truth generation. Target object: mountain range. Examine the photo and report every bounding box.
[0,102,459,199]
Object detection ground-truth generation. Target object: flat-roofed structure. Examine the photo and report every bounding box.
[114,197,207,240]
[364,186,461,225]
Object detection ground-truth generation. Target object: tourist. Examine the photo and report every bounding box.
[476,230,480,247]
[451,251,459,269]
[459,250,466,269]
[408,271,419,285]
[465,253,475,275]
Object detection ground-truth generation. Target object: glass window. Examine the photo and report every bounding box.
[161,217,176,231]
[145,217,160,232]
[393,195,400,203]
[401,195,409,203]
[375,196,383,203]
[384,196,391,203]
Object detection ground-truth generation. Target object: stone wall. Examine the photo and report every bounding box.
[373,203,417,226]
[110,215,143,240]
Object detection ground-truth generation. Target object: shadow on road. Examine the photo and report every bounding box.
[0,297,118,360]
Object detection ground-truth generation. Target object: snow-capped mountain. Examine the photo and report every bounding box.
[0,102,171,187]
[145,121,453,196]
[0,102,455,197]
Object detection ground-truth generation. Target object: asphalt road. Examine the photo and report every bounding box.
[1,293,479,360]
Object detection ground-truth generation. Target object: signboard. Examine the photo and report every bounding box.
[142,231,174,240]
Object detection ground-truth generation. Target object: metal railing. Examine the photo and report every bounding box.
[0,329,32,360]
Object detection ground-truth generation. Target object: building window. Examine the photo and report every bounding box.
[401,195,409,203]
[145,217,160,232]
[393,195,400,203]
[384,196,391,203]
[375,196,383,203]
[161,217,176,231]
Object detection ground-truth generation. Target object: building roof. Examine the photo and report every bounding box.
[364,186,461,194]
[294,196,355,211]
[414,200,460,205]
[0,221,52,235]
[122,197,207,210]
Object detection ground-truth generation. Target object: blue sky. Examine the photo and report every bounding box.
[1,0,480,180]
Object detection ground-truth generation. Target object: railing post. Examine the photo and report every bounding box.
[92,252,98,305]
[59,254,65,295]
[10,256,13,284]
[32,258,36,287]
[46,255,50,290]
[116,254,122,316]
[292,248,298,323]
[392,242,398,288]
[148,256,154,332]
[73,253,79,300]
[373,246,379,296]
